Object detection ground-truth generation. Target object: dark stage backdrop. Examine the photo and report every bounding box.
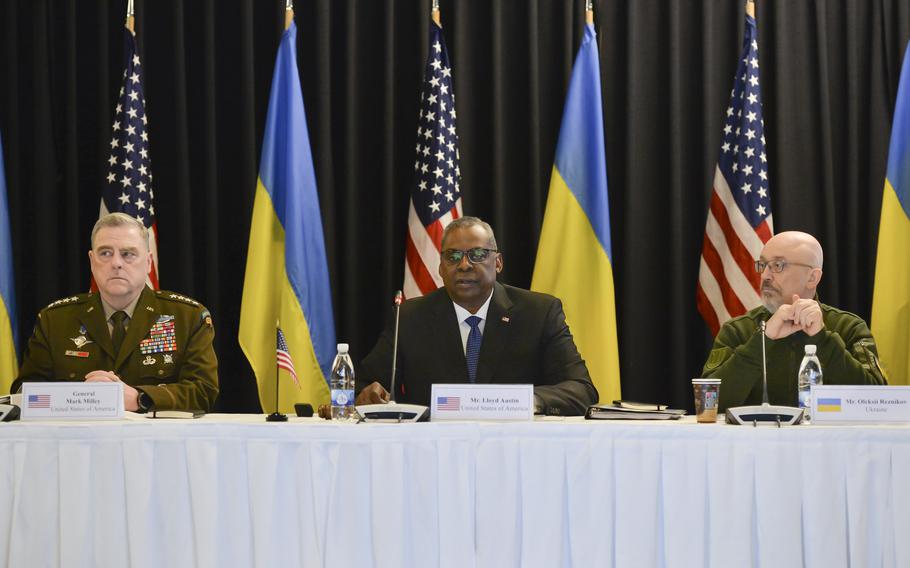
[1,0,909,412]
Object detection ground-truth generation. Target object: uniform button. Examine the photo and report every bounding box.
[69,373,75,379]
[158,370,164,375]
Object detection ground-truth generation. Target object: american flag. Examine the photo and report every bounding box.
[98,28,159,289]
[696,10,773,336]
[27,394,50,409]
[277,327,300,388]
[402,20,463,299]
[437,396,460,411]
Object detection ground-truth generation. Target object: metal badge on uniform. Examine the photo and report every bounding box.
[139,314,177,354]
[142,355,157,366]
[163,354,174,364]
[70,325,94,348]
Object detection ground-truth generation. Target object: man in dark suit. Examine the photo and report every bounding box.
[356,217,597,416]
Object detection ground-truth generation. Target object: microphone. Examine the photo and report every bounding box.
[0,403,20,422]
[389,290,403,402]
[725,319,805,426]
[355,290,429,422]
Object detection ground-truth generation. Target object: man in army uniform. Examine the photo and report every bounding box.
[12,213,218,412]
[702,231,886,411]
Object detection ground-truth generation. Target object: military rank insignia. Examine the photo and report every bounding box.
[140,315,177,354]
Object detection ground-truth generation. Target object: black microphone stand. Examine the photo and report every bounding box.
[725,320,804,426]
[356,290,429,422]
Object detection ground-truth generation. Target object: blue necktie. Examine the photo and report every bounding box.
[465,315,482,383]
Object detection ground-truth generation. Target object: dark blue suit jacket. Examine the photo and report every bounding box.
[359,282,597,415]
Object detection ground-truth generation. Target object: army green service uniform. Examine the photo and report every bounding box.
[14,286,218,411]
[703,303,887,411]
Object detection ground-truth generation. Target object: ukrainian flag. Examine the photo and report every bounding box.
[0,131,16,393]
[239,21,335,413]
[531,22,619,403]
[872,41,910,386]
[816,398,842,413]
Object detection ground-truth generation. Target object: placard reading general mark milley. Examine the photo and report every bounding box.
[21,382,124,420]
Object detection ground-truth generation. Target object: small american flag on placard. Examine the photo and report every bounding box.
[97,28,159,290]
[277,328,300,388]
[437,396,460,411]
[28,394,50,409]
[696,9,773,335]
[402,20,463,299]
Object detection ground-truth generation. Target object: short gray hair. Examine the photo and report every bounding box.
[91,212,150,250]
[441,216,498,250]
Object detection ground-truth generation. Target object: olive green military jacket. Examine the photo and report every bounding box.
[702,303,887,411]
[14,286,219,411]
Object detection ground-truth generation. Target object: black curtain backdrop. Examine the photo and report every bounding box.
[1,0,909,412]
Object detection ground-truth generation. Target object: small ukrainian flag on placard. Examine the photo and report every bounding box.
[817,398,842,412]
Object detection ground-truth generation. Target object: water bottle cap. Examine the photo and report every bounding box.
[337,343,349,353]
[804,344,817,355]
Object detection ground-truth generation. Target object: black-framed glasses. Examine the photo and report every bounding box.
[442,247,499,265]
[754,259,815,273]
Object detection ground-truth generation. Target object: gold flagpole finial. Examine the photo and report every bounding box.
[126,0,135,33]
[432,0,441,26]
[746,0,755,19]
[585,0,594,24]
[285,0,294,30]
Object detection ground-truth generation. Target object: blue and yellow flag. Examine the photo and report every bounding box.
[239,21,335,412]
[0,130,16,393]
[872,41,910,386]
[531,21,619,403]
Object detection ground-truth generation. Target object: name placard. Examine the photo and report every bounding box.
[430,383,534,421]
[811,385,910,423]
[21,382,124,421]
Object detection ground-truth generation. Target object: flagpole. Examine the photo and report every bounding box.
[268,320,288,421]
[126,0,135,33]
[432,0,440,26]
[285,0,294,30]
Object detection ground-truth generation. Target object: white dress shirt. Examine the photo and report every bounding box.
[450,289,494,354]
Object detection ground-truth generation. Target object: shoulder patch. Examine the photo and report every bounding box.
[201,309,213,327]
[156,290,201,307]
[45,294,88,309]
[704,347,733,370]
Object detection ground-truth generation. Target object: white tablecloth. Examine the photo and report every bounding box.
[0,414,908,567]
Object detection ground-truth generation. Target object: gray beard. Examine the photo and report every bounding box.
[761,295,780,313]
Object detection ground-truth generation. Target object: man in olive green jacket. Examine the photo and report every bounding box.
[12,213,218,412]
[703,231,886,411]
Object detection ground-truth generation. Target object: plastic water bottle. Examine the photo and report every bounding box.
[798,344,823,421]
[330,343,356,421]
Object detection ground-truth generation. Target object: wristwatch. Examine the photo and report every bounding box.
[136,390,153,413]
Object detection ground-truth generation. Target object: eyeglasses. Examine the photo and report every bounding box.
[754,259,816,273]
[442,247,499,265]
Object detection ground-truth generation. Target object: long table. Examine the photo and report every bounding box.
[0,414,908,567]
